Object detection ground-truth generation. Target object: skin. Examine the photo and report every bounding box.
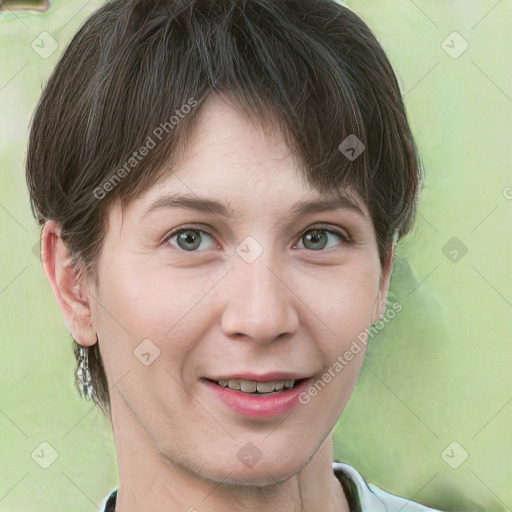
[42,93,393,512]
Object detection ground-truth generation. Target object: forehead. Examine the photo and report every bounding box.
[136,94,367,212]
[113,93,371,228]
[176,93,300,175]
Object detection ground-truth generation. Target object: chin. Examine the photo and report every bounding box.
[225,467,303,487]
[210,451,309,487]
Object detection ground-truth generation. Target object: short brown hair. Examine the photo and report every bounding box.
[26,0,423,415]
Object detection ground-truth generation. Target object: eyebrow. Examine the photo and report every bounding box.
[141,192,366,220]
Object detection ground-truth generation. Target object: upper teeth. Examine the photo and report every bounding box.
[217,379,296,393]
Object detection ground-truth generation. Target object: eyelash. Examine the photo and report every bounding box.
[161,223,351,251]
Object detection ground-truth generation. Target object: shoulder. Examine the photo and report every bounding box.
[333,462,443,512]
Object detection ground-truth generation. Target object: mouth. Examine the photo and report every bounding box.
[202,374,315,418]
[203,377,308,395]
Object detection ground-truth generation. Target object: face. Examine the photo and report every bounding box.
[73,94,392,484]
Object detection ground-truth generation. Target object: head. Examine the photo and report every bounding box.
[27,0,422,483]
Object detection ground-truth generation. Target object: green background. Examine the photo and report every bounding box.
[0,1,510,511]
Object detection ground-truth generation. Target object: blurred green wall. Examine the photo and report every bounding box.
[0,1,510,511]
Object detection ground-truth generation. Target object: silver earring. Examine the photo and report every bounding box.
[76,345,93,400]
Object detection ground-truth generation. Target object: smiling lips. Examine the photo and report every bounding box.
[205,372,310,395]
[216,378,297,394]
[202,373,314,418]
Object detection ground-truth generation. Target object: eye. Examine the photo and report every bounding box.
[163,227,217,252]
[294,225,350,251]
[162,224,350,253]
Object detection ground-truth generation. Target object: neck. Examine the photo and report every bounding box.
[109,399,349,512]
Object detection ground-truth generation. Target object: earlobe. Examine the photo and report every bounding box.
[40,220,97,347]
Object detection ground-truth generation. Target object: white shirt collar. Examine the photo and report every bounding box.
[333,461,442,511]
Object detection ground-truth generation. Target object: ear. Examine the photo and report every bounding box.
[40,220,97,347]
[371,245,394,325]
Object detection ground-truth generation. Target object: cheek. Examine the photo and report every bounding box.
[304,264,381,336]
[298,269,376,418]
[92,257,214,380]
[94,255,188,335]
[299,264,380,399]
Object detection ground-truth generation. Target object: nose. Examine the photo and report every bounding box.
[220,254,299,345]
